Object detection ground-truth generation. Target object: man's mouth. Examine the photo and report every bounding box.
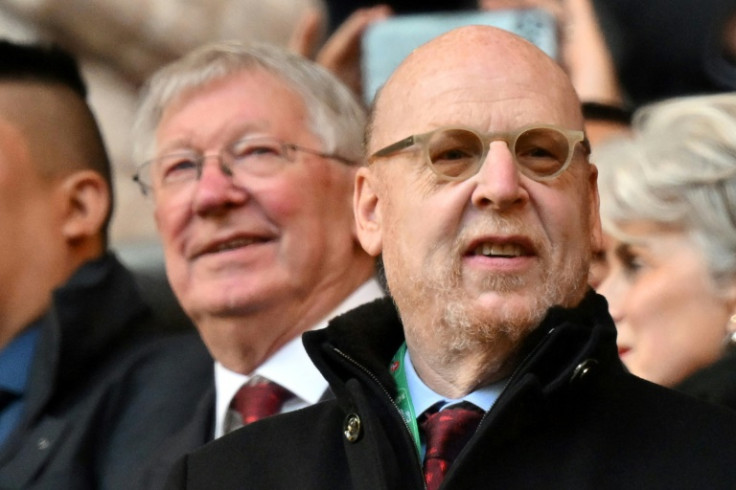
[194,236,271,259]
[210,237,263,253]
[472,242,526,258]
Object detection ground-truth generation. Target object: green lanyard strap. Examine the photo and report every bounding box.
[390,342,422,455]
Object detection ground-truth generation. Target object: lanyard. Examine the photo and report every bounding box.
[390,342,422,456]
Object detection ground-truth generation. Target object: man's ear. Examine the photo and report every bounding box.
[59,170,110,243]
[353,167,383,256]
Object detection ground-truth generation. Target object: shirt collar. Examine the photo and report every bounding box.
[214,279,384,436]
[403,347,505,417]
[0,324,42,394]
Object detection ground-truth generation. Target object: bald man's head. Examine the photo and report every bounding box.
[368,26,583,154]
[355,26,600,373]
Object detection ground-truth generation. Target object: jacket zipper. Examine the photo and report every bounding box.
[332,347,427,489]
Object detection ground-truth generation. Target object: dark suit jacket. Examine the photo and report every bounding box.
[134,385,215,490]
[135,359,336,489]
[0,254,212,489]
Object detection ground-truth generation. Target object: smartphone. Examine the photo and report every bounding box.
[361,8,559,103]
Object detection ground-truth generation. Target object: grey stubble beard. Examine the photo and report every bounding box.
[387,216,590,373]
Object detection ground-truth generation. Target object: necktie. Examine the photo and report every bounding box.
[420,401,484,490]
[231,376,294,426]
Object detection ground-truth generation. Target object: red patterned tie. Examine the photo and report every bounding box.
[420,402,484,490]
[232,376,294,425]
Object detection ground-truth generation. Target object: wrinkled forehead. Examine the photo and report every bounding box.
[370,28,582,152]
[154,69,310,148]
[159,68,294,121]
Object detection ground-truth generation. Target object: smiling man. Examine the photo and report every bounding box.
[131,42,381,487]
[165,27,736,490]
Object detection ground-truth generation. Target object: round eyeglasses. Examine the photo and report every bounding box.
[133,136,355,196]
[369,124,590,182]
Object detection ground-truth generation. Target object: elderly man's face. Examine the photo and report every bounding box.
[356,34,600,353]
[153,70,358,324]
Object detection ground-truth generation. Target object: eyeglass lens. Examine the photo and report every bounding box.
[425,127,572,180]
[145,138,292,190]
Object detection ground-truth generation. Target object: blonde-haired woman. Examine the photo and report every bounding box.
[596,93,736,408]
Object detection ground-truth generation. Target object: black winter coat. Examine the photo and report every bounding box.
[676,348,736,411]
[0,254,211,490]
[167,293,736,489]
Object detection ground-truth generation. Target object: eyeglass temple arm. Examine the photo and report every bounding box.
[132,173,150,196]
[581,136,592,155]
[286,144,356,165]
[372,135,417,158]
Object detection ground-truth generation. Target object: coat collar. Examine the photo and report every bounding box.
[27,253,150,413]
[303,290,619,403]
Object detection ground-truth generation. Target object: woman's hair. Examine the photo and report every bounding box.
[596,93,736,287]
[132,41,366,166]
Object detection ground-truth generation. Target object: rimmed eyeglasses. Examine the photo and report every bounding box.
[133,136,354,196]
[369,124,590,182]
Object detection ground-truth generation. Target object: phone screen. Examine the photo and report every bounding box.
[361,9,559,103]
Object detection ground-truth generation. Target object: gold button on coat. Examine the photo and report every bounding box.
[343,413,361,442]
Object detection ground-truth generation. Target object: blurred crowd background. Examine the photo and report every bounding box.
[0,0,733,258]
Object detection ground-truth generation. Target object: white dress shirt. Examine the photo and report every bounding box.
[214,279,384,438]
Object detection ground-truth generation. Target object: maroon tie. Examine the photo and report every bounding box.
[420,402,484,490]
[231,377,294,425]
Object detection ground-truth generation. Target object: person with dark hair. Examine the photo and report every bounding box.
[0,40,209,489]
[0,41,88,93]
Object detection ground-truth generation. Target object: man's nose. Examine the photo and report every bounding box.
[469,141,528,210]
[191,154,247,214]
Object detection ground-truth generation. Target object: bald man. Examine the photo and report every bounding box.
[0,41,209,488]
[165,26,736,490]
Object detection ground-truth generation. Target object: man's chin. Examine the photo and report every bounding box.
[445,292,549,340]
[472,287,528,305]
[184,286,268,319]
[470,286,545,311]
